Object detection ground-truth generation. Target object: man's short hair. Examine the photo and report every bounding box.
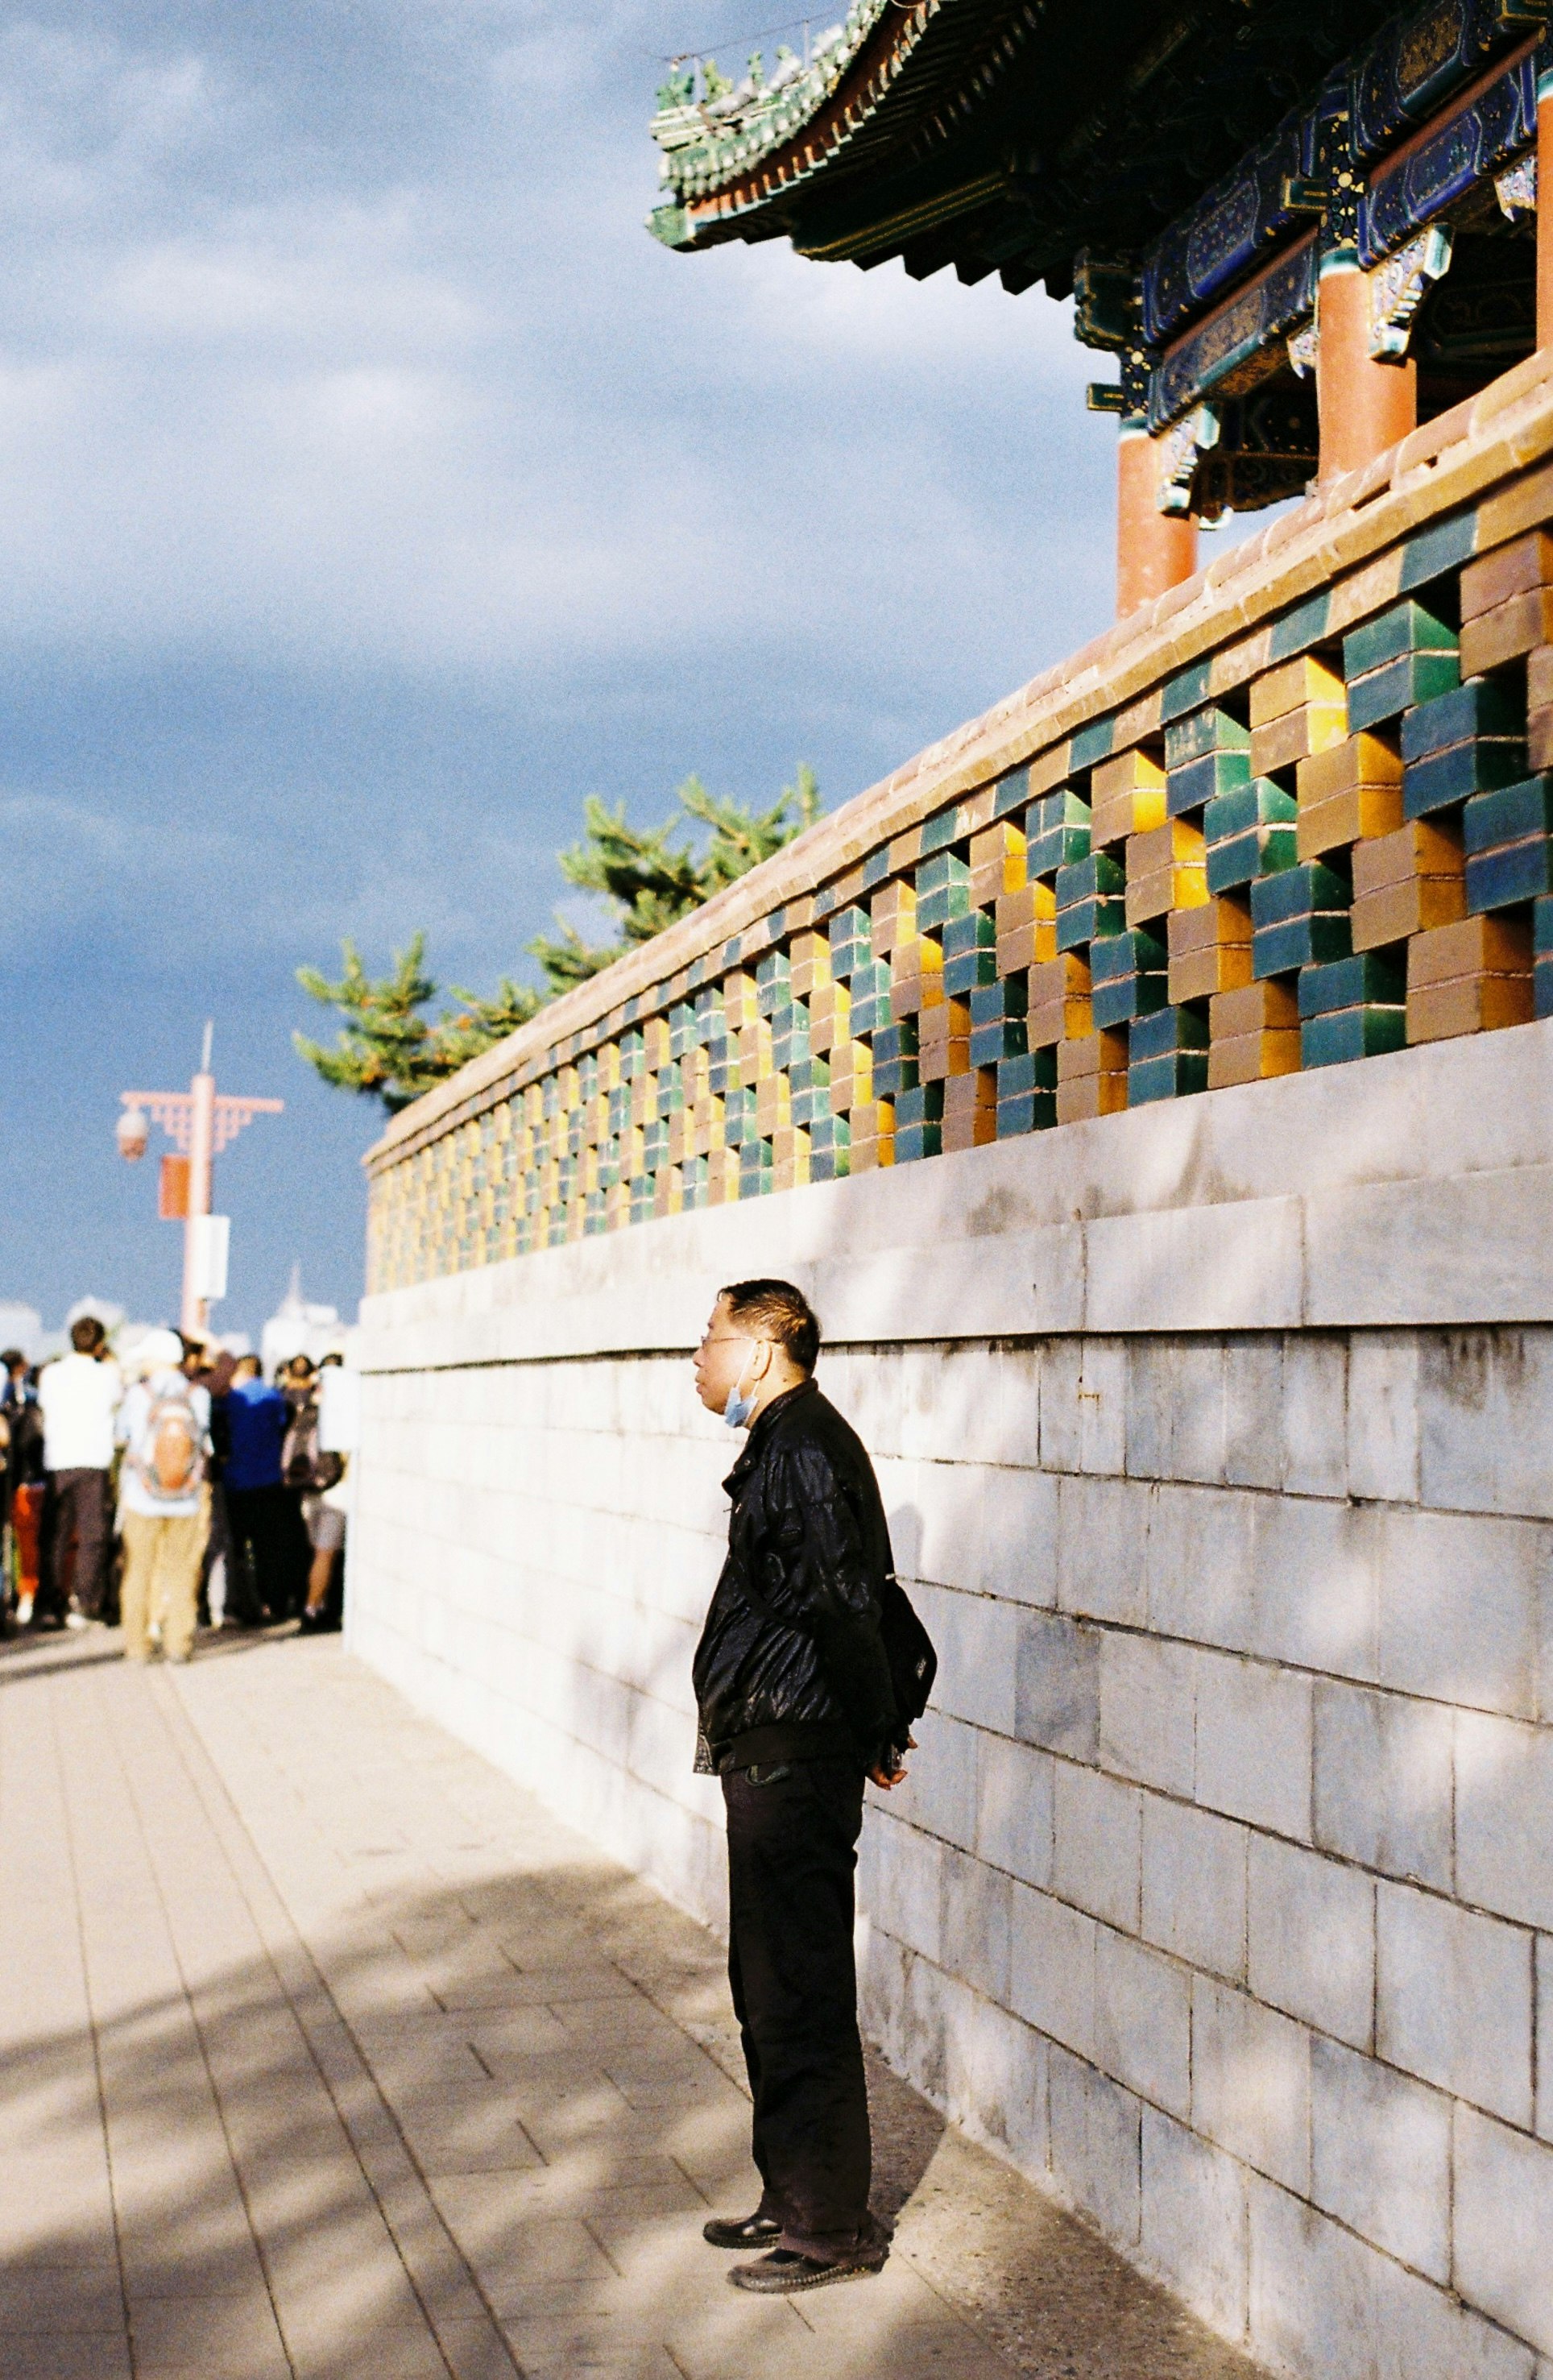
[1,1349,25,1371]
[719,1279,821,1375]
[70,1316,106,1354]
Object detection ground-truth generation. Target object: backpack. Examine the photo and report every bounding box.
[132,1386,204,1503]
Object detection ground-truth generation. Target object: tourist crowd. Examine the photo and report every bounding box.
[0,1317,350,1661]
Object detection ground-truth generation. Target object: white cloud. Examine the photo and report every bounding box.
[0,2,1112,682]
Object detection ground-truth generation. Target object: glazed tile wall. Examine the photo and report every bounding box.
[367,442,1553,1296]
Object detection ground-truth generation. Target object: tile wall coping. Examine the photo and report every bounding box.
[355,1017,1553,1362]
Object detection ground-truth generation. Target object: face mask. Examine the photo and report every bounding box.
[723,1350,758,1429]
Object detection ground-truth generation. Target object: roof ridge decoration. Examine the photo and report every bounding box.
[647,0,1044,255]
[649,0,901,238]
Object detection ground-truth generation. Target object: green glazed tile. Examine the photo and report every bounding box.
[917,883,974,931]
[971,978,1029,1024]
[1251,860,1352,930]
[1466,839,1553,910]
[1463,774,1553,854]
[1398,511,1476,593]
[1168,748,1252,816]
[1091,928,1169,984]
[1402,677,1524,762]
[993,766,1032,820]
[1093,970,1170,1029]
[1161,657,1214,722]
[1344,599,1456,679]
[1298,954,1405,1018]
[997,1048,1057,1097]
[970,1019,1029,1065]
[917,849,971,894]
[1205,777,1298,841]
[996,1090,1056,1135]
[1205,823,1299,894]
[1056,895,1128,952]
[943,910,997,958]
[1253,912,1352,977]
[1129,1002,1208,1059]
[1300,1007,1407,1067]
[944,948,1000,994]
[1404,737,1527,820]
[1538,956,1553,1018]
[1269,591,1331,662]
[1029,821,1094,877]
[1128,1049,1208,1103]
[1057,852,1127,907]
[1070,718,1114,769]
[1164,707,1252,769]
[897,1080,946,1126]
[1346,648,1460,732]
[1027,789,1092,835]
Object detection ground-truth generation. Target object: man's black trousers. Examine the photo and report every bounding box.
[722,1757,872,2260]
[225,1485,306,1620]
[39,1468,113,1619]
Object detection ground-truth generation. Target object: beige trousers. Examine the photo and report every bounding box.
[120,1509,207,1663]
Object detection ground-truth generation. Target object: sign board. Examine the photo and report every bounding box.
[188,1213,230,1303]
[159,1155,189,1221]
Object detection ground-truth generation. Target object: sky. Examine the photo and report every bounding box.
[0,0,1131,1342]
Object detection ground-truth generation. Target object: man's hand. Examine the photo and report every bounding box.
[868,1732,917,1789]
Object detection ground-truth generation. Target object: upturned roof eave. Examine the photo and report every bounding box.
[649,0,1039,255]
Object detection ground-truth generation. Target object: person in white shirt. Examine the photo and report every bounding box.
[115,1331,211,1665]
[37,1316,123,1627]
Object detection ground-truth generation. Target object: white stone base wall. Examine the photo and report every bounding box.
[350,1024,1553,2380]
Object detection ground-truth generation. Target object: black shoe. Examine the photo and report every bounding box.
[727,2248,883,2295]
[703,2211,782,2251]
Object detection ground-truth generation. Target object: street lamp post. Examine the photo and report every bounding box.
[118,1022,283,1334]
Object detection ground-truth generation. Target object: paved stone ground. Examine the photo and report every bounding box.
[0,1628,1265,2380]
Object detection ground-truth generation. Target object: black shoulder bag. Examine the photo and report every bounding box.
[734,1565,938,1739]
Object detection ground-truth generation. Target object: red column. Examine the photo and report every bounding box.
[1116,418,1197,619]
[1315,249,1416,484]
[1538,73,1553,349]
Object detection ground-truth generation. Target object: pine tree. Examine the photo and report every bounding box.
[293,943,542,1113]
[529,765,822,985]
[297,768,821,1113]
[293,937,445,1113]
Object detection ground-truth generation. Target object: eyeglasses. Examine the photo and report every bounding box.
[696,1329,760,1353]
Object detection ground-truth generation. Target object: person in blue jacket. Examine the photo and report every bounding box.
[217,1356,304,1622]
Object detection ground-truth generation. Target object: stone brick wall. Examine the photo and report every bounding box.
[350,1020,1553,2380]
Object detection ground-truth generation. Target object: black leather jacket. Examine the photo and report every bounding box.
[693,1379,900,1776]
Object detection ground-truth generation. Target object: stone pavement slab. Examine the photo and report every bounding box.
[0,1628,1265,2378]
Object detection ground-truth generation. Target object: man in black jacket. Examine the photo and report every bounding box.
[691,1277,906,2295]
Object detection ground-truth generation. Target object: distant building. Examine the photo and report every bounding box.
[260,1266,346,1379]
